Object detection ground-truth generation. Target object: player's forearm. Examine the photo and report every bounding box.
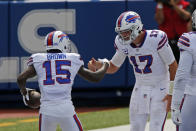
[17,66,36,95]
[171,78,186,109]
[17,75,27,95]
[106,62,119,74]
[173,66,189,94]
[171,61,189,102]
[172,50,192,97]
[79,63,109,83]
[171,64,185,109]
[169,61,178,81]
[94,62,110,81]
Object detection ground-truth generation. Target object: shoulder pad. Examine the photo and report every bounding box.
[178,33,190,51]
[30,53,44,60]
[155,30,167,40]
[156,31,168,50]
[27,53,41,66]
[67,53,84,65]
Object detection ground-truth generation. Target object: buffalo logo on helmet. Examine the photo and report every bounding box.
[125,15,140,23]
[58,34,69,43]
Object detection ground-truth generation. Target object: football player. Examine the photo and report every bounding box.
[17,31,109,131]
[88,11,178,131]
[171,9,196,131]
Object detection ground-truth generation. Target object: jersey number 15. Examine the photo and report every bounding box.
[43,60,71,85]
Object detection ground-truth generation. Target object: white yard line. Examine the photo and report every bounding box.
[89,119,176,131]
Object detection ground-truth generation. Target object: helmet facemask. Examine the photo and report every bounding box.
[62,38,71,53]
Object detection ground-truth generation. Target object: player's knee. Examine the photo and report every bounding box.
[130,122,143,131]
[151,103,165,114]
[150,121,162,131]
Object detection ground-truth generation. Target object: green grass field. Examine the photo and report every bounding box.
[0,107,172,131]
[0,107,130,131]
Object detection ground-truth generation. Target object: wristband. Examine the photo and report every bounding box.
[169,81,174,95]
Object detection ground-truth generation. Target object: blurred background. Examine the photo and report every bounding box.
[0,0,160,109]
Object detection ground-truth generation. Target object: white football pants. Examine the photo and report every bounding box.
[129,84,168,131]
[39,113,83,131]
[177,95,196,131]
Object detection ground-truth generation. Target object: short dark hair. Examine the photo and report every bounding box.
[47,49,62,53]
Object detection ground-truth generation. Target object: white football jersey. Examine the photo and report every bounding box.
[111,30,175,85]
[28,53,84,105]
[177,32,196,96]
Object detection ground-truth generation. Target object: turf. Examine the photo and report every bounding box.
[80,107,129,130]
[0,107,129,131]
[0,107,171,131]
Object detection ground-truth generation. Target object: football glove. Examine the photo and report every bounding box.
[21,88,35,106]
[171,109,182,125]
